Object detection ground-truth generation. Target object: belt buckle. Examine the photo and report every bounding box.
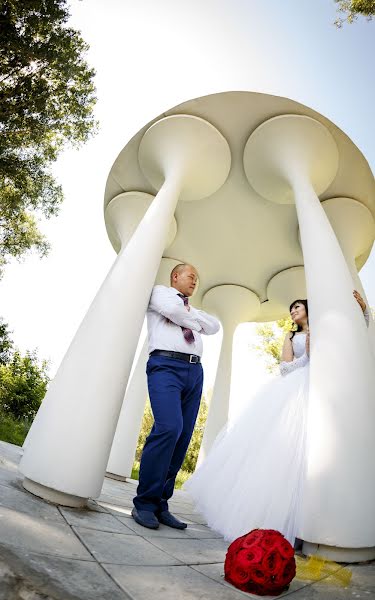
[189,354,198,364]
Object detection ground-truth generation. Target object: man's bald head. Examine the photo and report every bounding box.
[170,263,198,297]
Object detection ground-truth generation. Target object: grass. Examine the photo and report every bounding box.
[0,411,30,446]
[131,460,192,489]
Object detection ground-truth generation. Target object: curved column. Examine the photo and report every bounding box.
[19,115,231,506]
[22,195,177,461]
[197,285,260,465]
[106,336,149,480]
[244,114,375,561]
[322,197,375,356]
[106,258,183,480]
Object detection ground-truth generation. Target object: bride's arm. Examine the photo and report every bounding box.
[353,290,371,328]
[279,332,309,376]
[280,333,294,363]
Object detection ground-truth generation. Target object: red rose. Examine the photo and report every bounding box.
[250,567,267,585]
[263,548,285,574]
[242,529,263,547]
[282,559,296,582]
[260,533,280,551]
[279,539,295,559]
[236,546,264,565]
[229,565,251,587]
[228,533,247,553]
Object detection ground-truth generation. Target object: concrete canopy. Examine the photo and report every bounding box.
[104,91,375,320]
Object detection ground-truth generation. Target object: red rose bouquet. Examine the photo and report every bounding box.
[224,529,296,596]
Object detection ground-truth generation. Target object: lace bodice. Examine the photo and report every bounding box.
[279,333,308,376]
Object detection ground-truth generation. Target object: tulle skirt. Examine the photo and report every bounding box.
[184,365,309,545]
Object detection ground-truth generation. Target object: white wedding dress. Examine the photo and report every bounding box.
[185,333,309,546]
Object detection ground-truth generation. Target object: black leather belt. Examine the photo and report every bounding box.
[150,350,201,364]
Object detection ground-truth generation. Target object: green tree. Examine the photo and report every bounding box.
[0,318,14,365]
[182,396,208,473]
[0,349,49,420]
[254,316,294,373]
[134,395,209,475]
[334,0,375,26]
[0,0,97,273]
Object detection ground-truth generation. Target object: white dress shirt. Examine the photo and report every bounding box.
[147,285,220,357]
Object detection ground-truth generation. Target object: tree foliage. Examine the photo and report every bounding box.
[135,395,209,475]
[254,316,294,373]
[0,350,49,420]
[0,0,97,273]
[0,318,14,365]
[334,0,375,26]
[0,317,49,428]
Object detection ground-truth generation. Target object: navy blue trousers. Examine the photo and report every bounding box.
[133,355,203,513]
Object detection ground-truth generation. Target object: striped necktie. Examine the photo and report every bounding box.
[177,293,195,344]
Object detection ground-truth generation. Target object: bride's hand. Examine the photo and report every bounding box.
[353,290,366,313]
[305,330,310,356]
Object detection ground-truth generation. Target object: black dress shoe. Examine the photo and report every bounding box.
[131,507,159,529]
[157,510,187,529]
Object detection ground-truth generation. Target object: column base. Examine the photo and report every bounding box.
[105,471,128,482]
[302,541,375,563]
[23,478,87,508]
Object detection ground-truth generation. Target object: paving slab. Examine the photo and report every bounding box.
[167,501,199,515]
[74,526,183,565]
[284,583,372,598]
[347,563,375,593]
[175,511,208,525]
[60,506,136,534]
[0,504,92,560]
[103,563,247,600]
[185,522,224,539]
[0,480,66,523]
[149,537,229,565]
[98,501,133,517]
[0,463,24,489]
[98,493,134,509]
[0,440,23,462]
[0,544,128,600]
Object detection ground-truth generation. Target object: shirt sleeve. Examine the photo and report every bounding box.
[189,307,221,335]
[148,286,202,331]
[279,353,309,376]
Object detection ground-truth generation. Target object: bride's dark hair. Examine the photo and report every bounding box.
[289,299,308,339]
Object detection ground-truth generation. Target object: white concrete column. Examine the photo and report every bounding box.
[244,114,375,561]
[106,258,183,480]
[22,202,177,460]
[19,115,231,506]
[106,336,149,480]
[322,197,375,356]
[197,285,260,465]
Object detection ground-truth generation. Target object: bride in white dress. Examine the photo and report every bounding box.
[185,293,369,546]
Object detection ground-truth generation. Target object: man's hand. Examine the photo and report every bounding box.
[353,290,366,313]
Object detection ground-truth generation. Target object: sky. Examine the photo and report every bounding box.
[1,0,374,417]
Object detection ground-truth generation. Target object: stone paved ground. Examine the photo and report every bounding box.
[0,440,374,600]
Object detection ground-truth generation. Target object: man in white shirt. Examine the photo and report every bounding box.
[132,263,220,530]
